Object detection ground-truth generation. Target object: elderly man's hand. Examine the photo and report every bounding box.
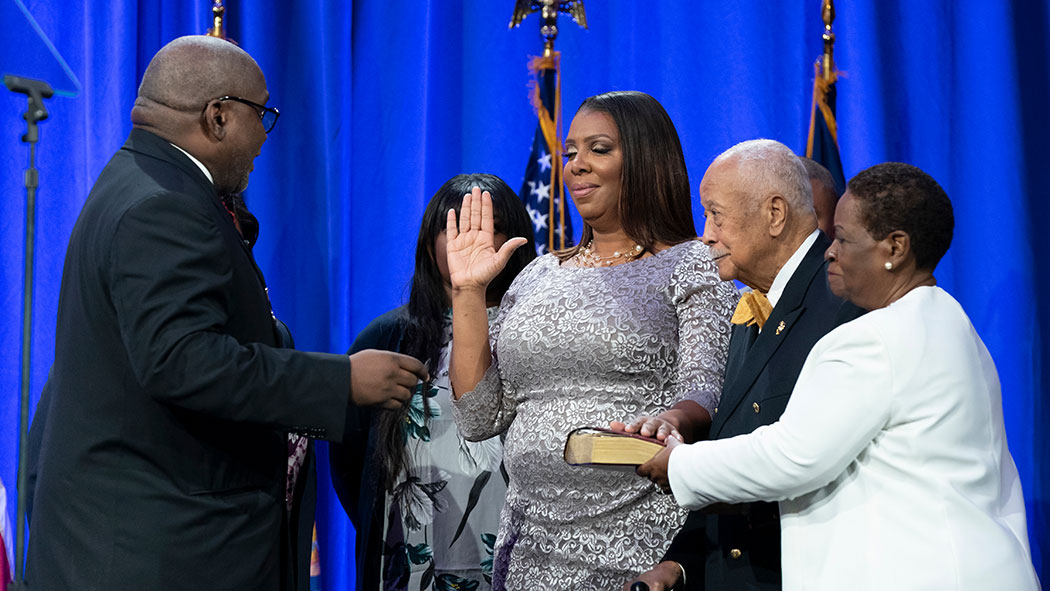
[624,561,684,591]
[610,400,710,444]
[636,436,680,494]
[610,414,682,443]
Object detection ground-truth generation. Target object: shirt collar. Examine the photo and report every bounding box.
[169,143,214,184]
[766,229,820,309]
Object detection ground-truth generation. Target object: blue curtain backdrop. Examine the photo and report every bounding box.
[1,0,1046,586]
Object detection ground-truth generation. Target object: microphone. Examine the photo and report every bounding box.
[630,583,650,591]
[4,75,53,123]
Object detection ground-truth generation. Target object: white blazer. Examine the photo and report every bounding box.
[669,286,1040,590]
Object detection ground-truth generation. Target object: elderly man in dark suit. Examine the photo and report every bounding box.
[629,140,862,591]
[26,36,426,591]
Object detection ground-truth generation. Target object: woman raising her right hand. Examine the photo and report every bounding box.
[446,91,738,589]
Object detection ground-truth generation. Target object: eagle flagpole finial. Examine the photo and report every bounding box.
[510,0,587,58]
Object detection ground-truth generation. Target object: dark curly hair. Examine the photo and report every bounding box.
[846,162,954,271]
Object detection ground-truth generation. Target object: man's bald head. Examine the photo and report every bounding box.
[131,36,271,196]
[137,36,264,111]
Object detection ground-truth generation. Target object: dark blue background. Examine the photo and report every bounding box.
[1,1,1046,586]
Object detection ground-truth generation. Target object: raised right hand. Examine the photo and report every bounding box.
[445,187,528,292]
[624,561,684,591]
[348,349,429,409]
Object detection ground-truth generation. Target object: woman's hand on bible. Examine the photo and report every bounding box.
[445,187,528,292]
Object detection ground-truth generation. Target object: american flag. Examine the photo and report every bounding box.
[519,54,573,255]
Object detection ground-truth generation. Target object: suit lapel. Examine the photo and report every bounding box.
[712,234,831,437]
[123,129,217,200]
[122,129,279,342]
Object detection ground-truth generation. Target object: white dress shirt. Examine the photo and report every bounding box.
[169,143,214,184]
[766,229,819,309]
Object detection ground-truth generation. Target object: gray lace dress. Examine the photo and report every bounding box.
[451,240,737,590]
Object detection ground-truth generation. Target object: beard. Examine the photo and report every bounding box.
[229,151,255,194]
[213,147,257,196]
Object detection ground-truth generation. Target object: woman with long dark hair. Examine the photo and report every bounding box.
[445,91,738,588]
[330,173,535,590]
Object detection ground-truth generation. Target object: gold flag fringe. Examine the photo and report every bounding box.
[806,60,840,158]
[527,53,568,250]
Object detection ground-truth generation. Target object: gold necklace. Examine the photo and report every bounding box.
[573,240,645,267]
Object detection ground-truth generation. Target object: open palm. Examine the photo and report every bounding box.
[445,187,528,291]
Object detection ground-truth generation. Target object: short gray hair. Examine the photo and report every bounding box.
[714,139,815,216]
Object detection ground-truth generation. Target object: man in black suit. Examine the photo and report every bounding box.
[26,36,426,590]
[631,140,862,591]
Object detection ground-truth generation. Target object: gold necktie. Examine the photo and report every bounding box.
[731,291,773,329]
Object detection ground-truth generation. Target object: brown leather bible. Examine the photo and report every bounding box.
[563,427,666,468]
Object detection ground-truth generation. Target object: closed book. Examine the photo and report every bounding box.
[563,427,665,468]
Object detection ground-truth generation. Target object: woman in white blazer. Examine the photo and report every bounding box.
[641,162,1041,590]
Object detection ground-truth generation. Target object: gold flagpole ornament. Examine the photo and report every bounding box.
[206,0,226,39]
[805,0,847,197]
[510,0,587,58]
[510,1,586,250]
[821,0,835,81]
[807,0,840,157]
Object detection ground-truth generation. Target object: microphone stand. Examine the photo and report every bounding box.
[4,74,53,591]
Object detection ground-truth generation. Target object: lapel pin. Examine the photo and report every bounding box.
[775,320,786,335]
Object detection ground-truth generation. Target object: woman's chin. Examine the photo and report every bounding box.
[827,275,846,299]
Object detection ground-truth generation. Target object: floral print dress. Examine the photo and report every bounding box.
[383,308,506,591]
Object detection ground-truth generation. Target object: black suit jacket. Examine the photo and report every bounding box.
[664,233,864,591]
[27,129,352,591]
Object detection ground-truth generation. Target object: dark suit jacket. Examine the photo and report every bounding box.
[27,129,352,591]
[663,233,864,591]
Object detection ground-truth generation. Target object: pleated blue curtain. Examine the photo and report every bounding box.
[0,1,1045,586]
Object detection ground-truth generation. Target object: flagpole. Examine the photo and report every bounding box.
[821,0,836,81]
[805,0,847,197]
[807,0,840,158]
[510,1,586,251]
[206,0,226,39]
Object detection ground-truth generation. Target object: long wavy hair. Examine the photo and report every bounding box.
[374,173,536,491]
[556,90,697,260]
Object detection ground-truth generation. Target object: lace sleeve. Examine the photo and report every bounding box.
[451,255,547,441]
[670,242,738,412]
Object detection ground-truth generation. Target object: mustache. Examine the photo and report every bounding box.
[709,248,729,261]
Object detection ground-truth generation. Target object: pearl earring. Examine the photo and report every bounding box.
[884,261,893,270]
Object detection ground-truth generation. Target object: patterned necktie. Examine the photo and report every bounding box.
[286,434,309,511]
[731,290,773,330]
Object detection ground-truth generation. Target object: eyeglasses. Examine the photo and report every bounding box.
[215,96,280,133]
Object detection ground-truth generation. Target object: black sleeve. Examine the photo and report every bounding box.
[662,509,707,590]
[109,191,352,439]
